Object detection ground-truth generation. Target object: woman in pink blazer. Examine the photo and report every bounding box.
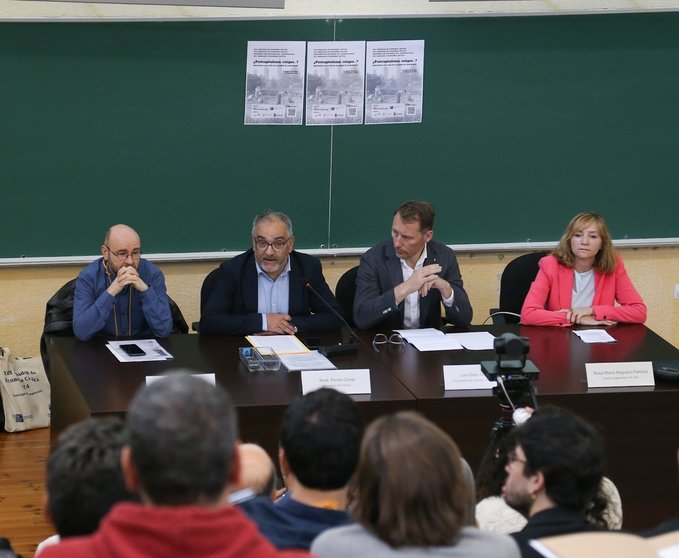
[521,212,647,327]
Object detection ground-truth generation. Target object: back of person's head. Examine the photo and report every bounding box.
[512,405,604,512]
[46,416,134,537]
[126,372,238,506]
[354,411,470,548]
[232,443,277,498]
[394,200,435,232]
[279,388,364,490]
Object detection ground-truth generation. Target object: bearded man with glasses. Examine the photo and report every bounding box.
[73,224,172,341]
[199,211,342,336]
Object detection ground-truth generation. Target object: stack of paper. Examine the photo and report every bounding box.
[245,334,336,371]
[106,339,173,363]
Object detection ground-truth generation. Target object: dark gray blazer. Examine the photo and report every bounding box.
[353,239,472,330]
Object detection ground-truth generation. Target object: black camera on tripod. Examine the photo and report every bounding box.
[480,332,540,416]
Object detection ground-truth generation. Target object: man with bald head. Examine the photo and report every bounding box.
[73,224,172,341]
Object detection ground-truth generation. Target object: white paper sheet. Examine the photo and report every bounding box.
[106,339,173,362]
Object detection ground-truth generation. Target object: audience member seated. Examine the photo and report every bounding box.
[476,426,622,535]
[228,443,278,504]
[521,211,646,327]
[36,417,136,556]
[40,372,310,558]
[311,411,520,558]
[199,211,343,336]
[0,537,21,558]
[503,406,608,558]
[241,388,363,550]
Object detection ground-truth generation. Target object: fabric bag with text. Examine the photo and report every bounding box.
[0,348,50,432]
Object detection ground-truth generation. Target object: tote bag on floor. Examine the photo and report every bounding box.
[0,348,50,432]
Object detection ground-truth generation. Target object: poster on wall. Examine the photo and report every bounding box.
[365,39,425,125]
[305,41,366,126]
[244,41,305,125]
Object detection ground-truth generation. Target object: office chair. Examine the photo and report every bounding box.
[40,278,78,380]
[192,267,221,332]
[334,265,359,328]
[41,278,189,378]
[489,252,547,324]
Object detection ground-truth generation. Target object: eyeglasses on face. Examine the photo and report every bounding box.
[254,237,290,251]
[507,451,527,466]
[106,246,142,260]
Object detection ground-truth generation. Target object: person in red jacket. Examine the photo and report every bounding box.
[40,373,310,558]
[521,211,646,327]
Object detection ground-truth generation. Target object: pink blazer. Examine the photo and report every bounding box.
[520,254,647,327]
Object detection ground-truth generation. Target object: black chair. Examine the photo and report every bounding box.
[192,267,221,332]
[41,278,189,378]
[489,252,547,324]
[334,265,359,328]
[40,278,78,380]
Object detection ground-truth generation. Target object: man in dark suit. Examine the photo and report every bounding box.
[199,211,342,336]
[353,200,472,330]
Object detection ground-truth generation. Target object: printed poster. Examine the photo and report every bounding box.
[305,41,366,126]
[365,39,425,125]
[244,41,305,125]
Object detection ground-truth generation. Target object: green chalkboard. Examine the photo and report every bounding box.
[3,13,679,258]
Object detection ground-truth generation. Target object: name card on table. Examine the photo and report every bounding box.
[585,362,654,388]
[301,369,371,395]
[444,364,496,391]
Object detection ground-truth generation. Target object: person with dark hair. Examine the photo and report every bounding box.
[199,210,342,336]
[73,224,172,341]
[36,417,136,556]
[40,372,310,558]
[311,411,519,558]
[0,538,20,558]
[353,200,472,330]
[503,406,607,558]
[241,388,364,549]
[521,211,646,326]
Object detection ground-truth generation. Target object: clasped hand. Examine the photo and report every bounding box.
[266,313,297,335]
[108,266,148,296]
[396,263,450,303]
[559,307,617,326]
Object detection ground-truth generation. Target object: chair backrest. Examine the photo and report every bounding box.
[494,252,547,323]
[168,296,189,334]
[192,267,221,332]
[335,265,359,328]
[40,278,78,380]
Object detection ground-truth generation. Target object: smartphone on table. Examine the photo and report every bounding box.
[120,343,146,357]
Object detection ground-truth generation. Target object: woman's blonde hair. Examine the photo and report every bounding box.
[552,212,616,274]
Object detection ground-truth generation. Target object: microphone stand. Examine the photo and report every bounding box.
[303,280,370,356]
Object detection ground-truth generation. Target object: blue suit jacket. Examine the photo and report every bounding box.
[199,249,343,336]
[353,239,472,330]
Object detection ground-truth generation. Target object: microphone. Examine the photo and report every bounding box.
[302,278,365,356]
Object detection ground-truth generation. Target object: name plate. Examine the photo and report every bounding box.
[585,362,654,388]
[301,369,371,395]
[443,364,496,391]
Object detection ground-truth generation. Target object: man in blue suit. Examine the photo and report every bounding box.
[353,200,472,330]
[199,211,343,336]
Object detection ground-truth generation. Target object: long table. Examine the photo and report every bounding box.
[49,324,679,530]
